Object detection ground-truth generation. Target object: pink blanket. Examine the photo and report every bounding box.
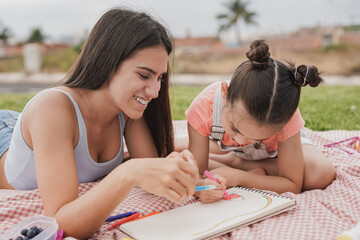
[1,122,360,240]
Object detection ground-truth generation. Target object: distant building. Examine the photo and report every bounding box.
[0,43,71,59]
[267,25,360,51]
[174,25,360,56]
[339,31,360,45]
[174,36,225,55]
[0,43,5,58]
[0,44,24,58]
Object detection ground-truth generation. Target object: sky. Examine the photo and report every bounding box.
[0,0,359,44]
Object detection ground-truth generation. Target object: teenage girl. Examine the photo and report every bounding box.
[0,8,199,238]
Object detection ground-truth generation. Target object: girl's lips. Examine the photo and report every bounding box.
[134,96,150,105]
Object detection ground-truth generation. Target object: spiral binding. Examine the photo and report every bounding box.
[235,186,294,200]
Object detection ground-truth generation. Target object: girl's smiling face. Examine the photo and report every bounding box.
[106,45,169,119]
[221,101,283,145]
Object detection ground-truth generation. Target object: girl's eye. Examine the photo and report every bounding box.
[138,73,149,79]
[231,126,239,133]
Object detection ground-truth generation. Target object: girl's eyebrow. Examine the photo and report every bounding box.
[232,124,269,142]
[137,66,156,74]
[137,66,167,76]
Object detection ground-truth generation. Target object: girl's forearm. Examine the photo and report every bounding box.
[53,162,135,239]
[51,155,198,239]
[227,168,302,194]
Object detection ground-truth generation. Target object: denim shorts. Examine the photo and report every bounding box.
[0,110,20,158]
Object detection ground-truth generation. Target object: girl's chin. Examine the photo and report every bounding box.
[126,110,144,120]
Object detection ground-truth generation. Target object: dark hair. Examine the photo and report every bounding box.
[227,39,323,125]
[62,8,174,157]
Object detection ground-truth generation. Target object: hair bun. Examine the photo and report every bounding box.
[246,40,270,67]
[294,65,323,87]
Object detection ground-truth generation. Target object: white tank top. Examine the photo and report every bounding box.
[5,88,125,190]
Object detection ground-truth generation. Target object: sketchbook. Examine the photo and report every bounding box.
[120,186,296,240]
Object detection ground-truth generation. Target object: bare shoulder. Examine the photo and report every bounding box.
[22,89,78,146]
[24,89,76,121]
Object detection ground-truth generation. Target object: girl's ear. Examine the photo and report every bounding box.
[221,81,229,102]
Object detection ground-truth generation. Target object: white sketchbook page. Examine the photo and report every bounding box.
[120,187,296,240]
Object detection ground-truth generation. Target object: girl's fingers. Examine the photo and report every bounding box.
[196,178,226,203]
[135,153,200,203]
[167,153,199,183]
[213,174,227,187]
[178,159,199,183]
[169,181,190,201]
[156,184,183,203]
[201,174,226,189]
[160,174,195,202]
[167,191,183,204]
[166,151,199,180]
[169,160,198,196]
[198,189,225,203]
[167,151,179,159]
[179,150,196,165]
[160,157,198,198]
[169,150,197,166]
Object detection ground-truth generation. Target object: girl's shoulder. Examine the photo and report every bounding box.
[185,81,224,137]
[190,81,221,107]
[22,88,78,129]
[25,88,75,113]
[19,88,80,149]
[276,108,305,142]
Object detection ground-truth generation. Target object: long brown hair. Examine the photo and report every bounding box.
[62,8,174,157]
[227,39,323,125]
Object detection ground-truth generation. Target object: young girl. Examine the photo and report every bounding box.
[0,8,199,238]
[186,40,335,201]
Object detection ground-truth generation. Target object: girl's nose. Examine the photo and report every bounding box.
[145,79,161,98]
[233,135,254,145]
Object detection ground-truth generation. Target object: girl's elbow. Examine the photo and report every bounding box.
[60,221,97,240]
[290,181,302,194]
[292,187,302,194]
[279,178,302,194]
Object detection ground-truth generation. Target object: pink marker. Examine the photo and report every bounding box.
[204,170,230,198]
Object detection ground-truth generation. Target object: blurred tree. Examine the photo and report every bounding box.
[217,0,257,44]
[0,22,12,45]
[73,38,86,54]
[27,28,45,43]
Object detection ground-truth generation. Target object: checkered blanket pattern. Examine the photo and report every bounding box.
[1,121,359,240]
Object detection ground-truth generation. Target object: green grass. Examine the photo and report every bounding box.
[0,93,35,112]
[42,48,78,72]
[171,85,360,131]
[299,86,360,130]
[170,86,205,120]
[1,85,359,131]
[0,57,24,72]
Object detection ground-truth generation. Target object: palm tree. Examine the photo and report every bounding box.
[217,0,257,44]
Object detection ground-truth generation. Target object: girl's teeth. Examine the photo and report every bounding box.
[134,96,149,105]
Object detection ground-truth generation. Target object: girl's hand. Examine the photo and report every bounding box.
[124,150,199,204]
[167,150,199,196]
[167,149,197,166]
[210,166,267,189]
[209,167,236,188]
[196,175,227,203]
